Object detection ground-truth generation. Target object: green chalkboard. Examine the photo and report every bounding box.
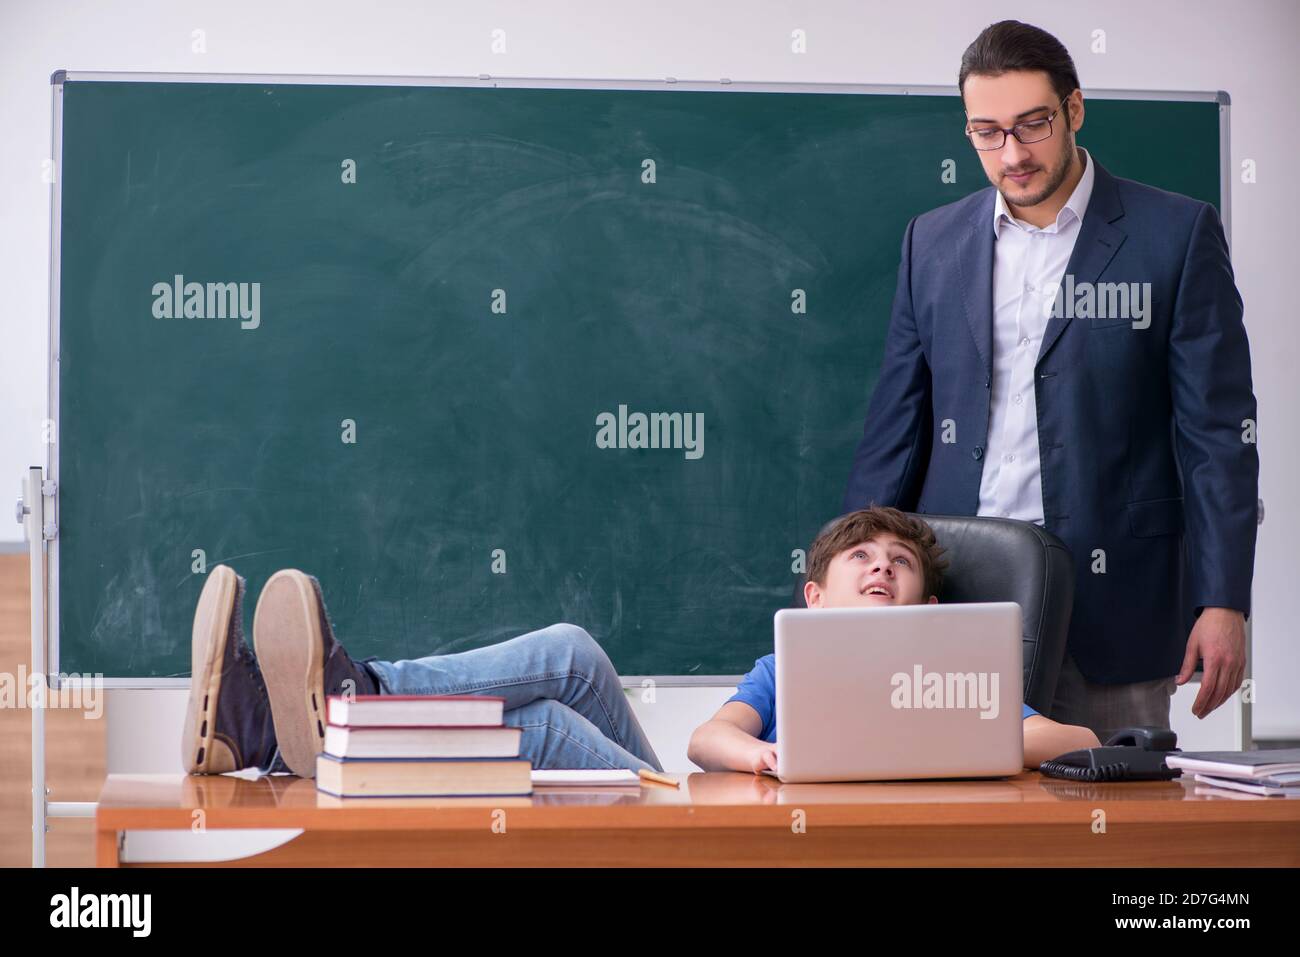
[52,76,1223,679]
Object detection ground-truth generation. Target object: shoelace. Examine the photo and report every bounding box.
[228,580,271,695]
[233,638,269,694]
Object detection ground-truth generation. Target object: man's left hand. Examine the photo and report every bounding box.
[1176,607,1247,719]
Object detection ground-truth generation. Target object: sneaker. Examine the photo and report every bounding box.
[182,566,279,774]
[253,569,380,778]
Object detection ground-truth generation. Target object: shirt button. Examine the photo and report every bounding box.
[972,446,984,461]
[1005,453,1015,463]
[1020,337,1031,348]
[1025,282,1035,292]
[1003,510,1012,517]
[1013,393,1023,405]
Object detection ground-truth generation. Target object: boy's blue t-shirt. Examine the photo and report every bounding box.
[727,653,1040,743]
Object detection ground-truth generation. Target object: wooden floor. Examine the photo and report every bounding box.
[0,552,105,867]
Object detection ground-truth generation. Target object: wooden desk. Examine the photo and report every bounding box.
[95,771,1300,867]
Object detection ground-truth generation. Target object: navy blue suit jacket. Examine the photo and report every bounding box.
[843,159,1258,684]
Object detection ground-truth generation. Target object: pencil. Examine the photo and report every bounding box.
[638,768,680,788]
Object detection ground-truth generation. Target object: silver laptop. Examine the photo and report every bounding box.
[771,603,1025,782]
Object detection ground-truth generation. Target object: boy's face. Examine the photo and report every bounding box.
[804,534,938,609]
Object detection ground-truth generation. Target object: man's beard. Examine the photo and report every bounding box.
[998,134,1076,209]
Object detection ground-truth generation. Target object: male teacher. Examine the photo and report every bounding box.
[843,20,1258,736]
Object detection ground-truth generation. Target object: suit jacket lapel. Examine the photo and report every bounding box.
[1036,160,1128,365]
[958,190,996,382]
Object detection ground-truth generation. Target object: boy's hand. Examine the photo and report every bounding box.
[749,744,778,774]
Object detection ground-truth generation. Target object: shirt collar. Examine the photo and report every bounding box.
[993,146,1095,237]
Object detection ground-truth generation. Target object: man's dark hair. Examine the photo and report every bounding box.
[959,20,1080,109]
[807,506,949,599]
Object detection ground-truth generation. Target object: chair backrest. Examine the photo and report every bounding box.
[915,514,1074,715]
[794,513,1075,715]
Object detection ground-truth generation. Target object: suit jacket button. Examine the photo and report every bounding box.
[972,446,984,460]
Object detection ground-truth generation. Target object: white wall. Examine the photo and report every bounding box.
[2,0,1296,738]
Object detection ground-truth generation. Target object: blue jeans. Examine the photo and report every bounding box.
[364,623,662,772]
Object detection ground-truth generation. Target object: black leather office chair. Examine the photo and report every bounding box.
[912,514,1074,716]
[795,513,1075,716]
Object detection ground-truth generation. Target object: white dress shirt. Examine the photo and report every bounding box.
[977,147,1095,525]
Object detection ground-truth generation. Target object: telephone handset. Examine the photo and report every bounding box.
[1039,725,1182,782]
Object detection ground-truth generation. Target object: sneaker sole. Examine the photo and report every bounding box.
[254,569,326,778]
[183,565,239,773]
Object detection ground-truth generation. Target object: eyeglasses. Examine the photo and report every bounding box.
[965,97,1069,151]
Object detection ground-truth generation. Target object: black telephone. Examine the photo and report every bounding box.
[1039,726,1182,782]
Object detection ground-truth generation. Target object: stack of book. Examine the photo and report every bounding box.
[315,694,533,798]
[1166,748,1300,798]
